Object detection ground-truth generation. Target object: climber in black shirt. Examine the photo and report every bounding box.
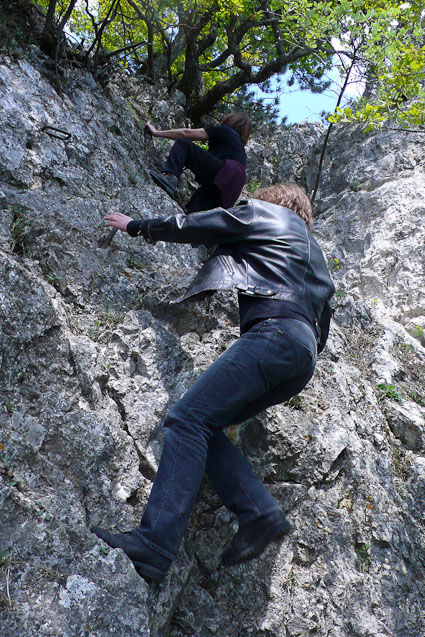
[144,112,252,213]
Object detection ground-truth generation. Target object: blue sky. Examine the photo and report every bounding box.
[261,64,365,125]
[277,85,341,124]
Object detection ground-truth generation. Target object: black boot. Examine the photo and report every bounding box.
[148,170,178,198]
[91,526,171,582]
[221,510,291,567]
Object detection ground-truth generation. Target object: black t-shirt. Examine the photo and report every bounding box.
[238,295,313,334]
[238,294,331,353]
[204,125,247,168]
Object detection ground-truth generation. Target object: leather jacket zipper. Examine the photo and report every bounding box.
[219,254,234,275]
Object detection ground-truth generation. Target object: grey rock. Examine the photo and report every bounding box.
[245,121,324,193]
[1,49,425,637]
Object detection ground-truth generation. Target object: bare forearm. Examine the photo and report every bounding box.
[144,120,208,142]
[153,128,190,140]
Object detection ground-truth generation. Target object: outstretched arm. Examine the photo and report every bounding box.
[144,120,208,142]
[105,203,254,247]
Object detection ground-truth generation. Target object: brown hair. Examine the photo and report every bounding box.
[254,183,313,228]
[219,112,253,145]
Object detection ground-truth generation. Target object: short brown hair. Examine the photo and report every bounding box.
[254,183,313,228]
[219,112,253,145]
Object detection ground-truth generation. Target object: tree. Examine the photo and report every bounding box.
[325,0,425,130]
[32,0,334,121]
[31,0,425,128]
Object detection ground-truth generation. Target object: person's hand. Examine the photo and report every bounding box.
[144,121,158,136]
[104,213,133,232]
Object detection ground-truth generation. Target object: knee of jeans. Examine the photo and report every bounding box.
[163,403,182,430]
[175,138,191,150]
[164,403,214,438]
[163,402,199,434]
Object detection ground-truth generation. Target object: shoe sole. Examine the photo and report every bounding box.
[91,527,167,583]
[149,171,177,199]
[132,559,166,583]
[222,519,291,567]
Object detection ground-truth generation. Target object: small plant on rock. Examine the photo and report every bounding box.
[46,272,64,286]
[376,383,403,403]
[287,395,306,410]
[355,543,371,572]
[4,398,14,415]
[408,390,425,407]
[412,326,423,339]
[127,254,144,270]
[245,178,262,196]
[99,305,124,328]
[350,181,362,192]
[10,205,30,257]
[329,257,343,271]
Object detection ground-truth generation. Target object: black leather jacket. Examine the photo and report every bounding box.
[127,199,335,341]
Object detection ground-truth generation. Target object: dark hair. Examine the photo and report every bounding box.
[254,183,313,228]
[219,112,253,145]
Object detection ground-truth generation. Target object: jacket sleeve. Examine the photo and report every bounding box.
[126,202,254,247]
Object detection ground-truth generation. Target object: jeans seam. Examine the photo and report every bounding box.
[278,320,317,353]
[256,326,316,390]
[178,342,242,417]
[283,331,314,357]
[219,451,263,519]
[149,433,182,546]
[240,322,267,339]
[258,330,280,368]
[142,536,174,561]
[277,326,316,358]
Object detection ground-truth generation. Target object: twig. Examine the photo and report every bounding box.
[101,228,118,248]
[380,127,425,134]
[5,564,11,608]
[311,45,360,203]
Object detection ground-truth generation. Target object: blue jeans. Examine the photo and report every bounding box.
[134,318,317,560]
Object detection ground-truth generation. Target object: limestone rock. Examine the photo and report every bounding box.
[1,50,424,636]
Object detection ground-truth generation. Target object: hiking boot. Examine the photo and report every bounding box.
[221,510,291,567]
[149,170,178,198]
[91,526,171,583]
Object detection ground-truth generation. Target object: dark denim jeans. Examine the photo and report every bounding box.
[164,138,225,184]
[163,138,225,212]
[133,318,317,560]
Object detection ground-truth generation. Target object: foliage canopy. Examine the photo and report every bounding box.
[26,0,425,127]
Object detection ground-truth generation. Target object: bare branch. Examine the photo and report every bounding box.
[187,43,318,121]
[103,39,147,60]
[312,43,361,203]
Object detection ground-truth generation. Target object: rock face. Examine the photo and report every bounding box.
[1,50,425,637]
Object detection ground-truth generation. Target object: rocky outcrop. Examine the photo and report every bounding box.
[0,49,424,636]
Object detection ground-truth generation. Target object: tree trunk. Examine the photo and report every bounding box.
[42,0,57,37]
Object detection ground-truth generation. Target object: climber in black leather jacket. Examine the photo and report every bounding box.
[125,193,334,351]
[92,184,335,584]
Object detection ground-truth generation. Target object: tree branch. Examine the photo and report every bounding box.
[311,45,360,203]
[187,44,316,121]
[58,0,78,34]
